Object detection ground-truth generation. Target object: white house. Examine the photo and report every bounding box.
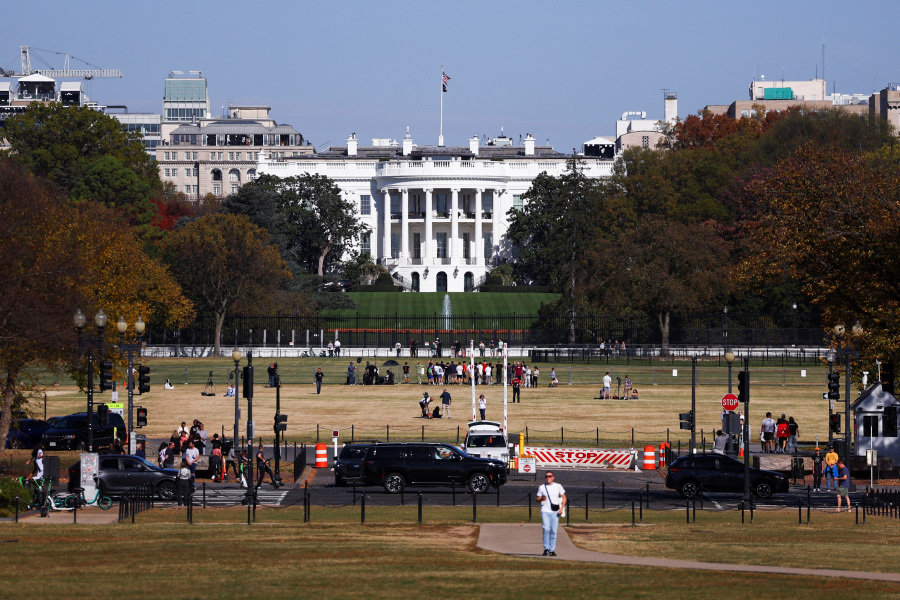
[258,130,615,292]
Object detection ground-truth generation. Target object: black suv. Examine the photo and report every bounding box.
[665,454,790,499]
[334,442,376,487]
[43,412,127,451]
[361,442,507,494]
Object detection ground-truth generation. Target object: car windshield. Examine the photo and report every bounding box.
[133,456,159,470]
[53,416,88,429]
[340,446,368,460]
[466,434,506,448]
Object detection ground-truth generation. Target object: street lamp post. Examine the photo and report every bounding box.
[690,355,697,453]
[791,303,798,347]
[741,357,751,503]
[826,349,836,446]
[116,315,146,454]
[74,309,107,452]
[833,323,862,463]
[232,349,242,456]
[725,351,735,394]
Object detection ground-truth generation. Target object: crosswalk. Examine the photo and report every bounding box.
[157,486,290,507]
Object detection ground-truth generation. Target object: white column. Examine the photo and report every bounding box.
[450,188,459,259]
[424,189,433,262]
[401,189,409,263]
[492,190,502,261]
[474,189,483,266]
[382,188,392,261]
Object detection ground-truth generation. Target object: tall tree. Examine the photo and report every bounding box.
[0,159,193,451]
[739,145,900,364]
[1,102,159,193]
[161,213,291,353]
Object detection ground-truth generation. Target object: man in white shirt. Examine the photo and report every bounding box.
[602,372,612,399]
[334,339,341,357]
[536,471,567,556]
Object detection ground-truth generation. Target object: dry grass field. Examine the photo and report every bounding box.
[28,356,836,447]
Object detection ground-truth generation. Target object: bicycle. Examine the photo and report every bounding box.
[63,483,113,510]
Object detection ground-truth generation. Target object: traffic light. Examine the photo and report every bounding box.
[137,365,151,394]
[829,413,841,433]
[737,371,749,405]
[136,407,148,428]
[97,403,109,426]
[274,413,288,432]
[827,373,840,400]
[243,365,254,399]
[98,361,114,392]
[679,410,694,431]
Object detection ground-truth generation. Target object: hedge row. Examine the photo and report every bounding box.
[478,285,553,293]
[349,285,401,292]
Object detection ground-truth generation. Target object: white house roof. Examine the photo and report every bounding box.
[851,382,899,412]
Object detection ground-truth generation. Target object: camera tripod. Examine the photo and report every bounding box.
[202,370,216,396]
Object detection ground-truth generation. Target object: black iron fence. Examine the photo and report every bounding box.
[117,483,154,523]
[143,312,824,349]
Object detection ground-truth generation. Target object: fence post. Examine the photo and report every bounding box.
[203,482,207,509]
[452,484,456,506]
[387,424,390,442]
[472,492,477,524]
[496,485,500,508]
[422,425,425,442]
[361,492,366,524]
[561,427,564,446]
[602,481,605,509]
[528,493,532,522]
[585,491,589,522]
[632,500,636,526]
[418,492,423,524]
[15,495,18,523]
[596,428,599,447]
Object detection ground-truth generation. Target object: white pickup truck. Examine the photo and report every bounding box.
[463,421,514,469]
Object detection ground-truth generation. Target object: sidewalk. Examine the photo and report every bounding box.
[477,523,900,582]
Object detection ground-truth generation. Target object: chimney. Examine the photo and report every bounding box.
[403,126,413,156]
[524,133,535,156]
[347,133,358,156]
[664,93,678,127]
[469,135,479,156]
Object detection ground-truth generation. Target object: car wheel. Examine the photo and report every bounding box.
[468,473,490,494]
[382,473,405,494]
[679,480,701,499]
[754,481,774,500]
[157,480,177,501]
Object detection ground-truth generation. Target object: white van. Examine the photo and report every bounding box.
[463,421,512,468]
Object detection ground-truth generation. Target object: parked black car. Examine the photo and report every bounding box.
[361,442,507,494]
[665,454,790,499]
[43,412,127,451]
[334,442,376,487]
[68,455,178,500]
[5,419,50,449]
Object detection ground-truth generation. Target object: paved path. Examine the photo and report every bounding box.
[19,508,119,525]
[477,523,900,582]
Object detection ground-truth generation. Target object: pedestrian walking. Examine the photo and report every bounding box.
[536,471,567,556]
[512,377,521,403]
[315,367,324,394]
[787,417,799,454]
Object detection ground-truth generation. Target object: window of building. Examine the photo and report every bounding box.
[164,168,170,177]
[212,169,222,181]
[641,136,649,149]
[391,233,399,259]
[464,272,474,292]
[360,195,371,215]
[411,272,420,292]
[228,152,234,161]
[184,152,191,160]
[484,233,493,258]
[185,168,191,177]
[741,110,750,118]
[213,184,221,195]
[193,152,198,160]
[436,193,448,216]
[413,233,421,259]
[193,168,198,177]
[436,232,447,258]
[231,184,238,194]
[390,195,400,216]
[210,151,216,160]
[463,232,470,259]
[164,152,170,161]
[229,169,240,182]
[248,169,257,181]
[185,185,191,193]
[192,185,198,194]
[513,195,523,211]
[483,194,493,216]
[360,232,371,257]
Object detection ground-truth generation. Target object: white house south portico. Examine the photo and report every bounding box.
[259,131,614,292]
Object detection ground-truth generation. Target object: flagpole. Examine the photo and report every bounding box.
[439,63,444,147]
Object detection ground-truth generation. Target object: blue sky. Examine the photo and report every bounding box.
[5,1,899,152]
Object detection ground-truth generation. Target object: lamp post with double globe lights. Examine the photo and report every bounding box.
[832,323,862,463]
[73,308,108,452]
[116,315,146,454]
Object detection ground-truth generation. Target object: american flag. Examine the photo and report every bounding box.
[442,71,450,92]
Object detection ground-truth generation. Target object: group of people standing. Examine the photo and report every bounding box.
[759,412,800,453]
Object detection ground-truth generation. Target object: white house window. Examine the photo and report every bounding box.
[436,232,447,258]
[484,233,493,258]
[391,233,399,259]
[360,195,371,215]
[463,232,470,259]
[361,232,371,256]
[413,233,421,259]
[513,195,523,211]
[483,194,493,216]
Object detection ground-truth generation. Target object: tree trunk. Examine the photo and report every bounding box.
[658,311,671,356]
[0,371,18,455]
[318,242,331,277]
[214,310,226,355]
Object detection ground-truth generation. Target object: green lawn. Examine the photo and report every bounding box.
[324,292,559,318]
[3,508,899,598]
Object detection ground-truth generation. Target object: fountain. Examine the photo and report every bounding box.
[441,293,452,331]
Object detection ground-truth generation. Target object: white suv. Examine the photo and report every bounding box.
[463,421,511,468]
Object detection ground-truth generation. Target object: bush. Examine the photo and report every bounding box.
[374,273,395,286]
[0,477,32,517]
[350,285,402,292]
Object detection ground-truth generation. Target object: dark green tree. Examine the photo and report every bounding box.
[70,156,157,239]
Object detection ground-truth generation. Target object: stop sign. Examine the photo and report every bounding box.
[721,393,739,411]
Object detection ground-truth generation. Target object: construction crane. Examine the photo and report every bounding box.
[20,45,122,79]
